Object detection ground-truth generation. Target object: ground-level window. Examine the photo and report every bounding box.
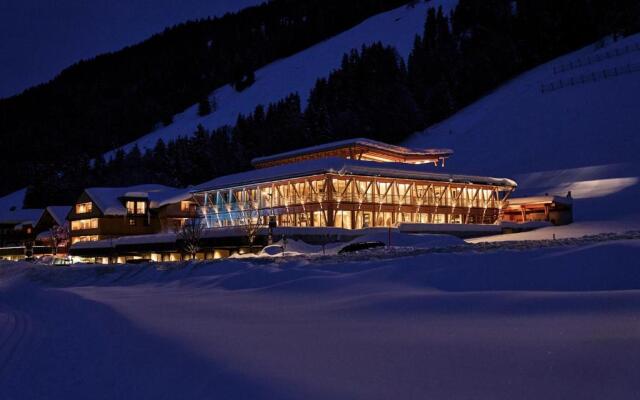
[334,210,352,229]
[71,235,99,244]
[375,212,394,227]
[355,211,372,229]
[312,211,325,227]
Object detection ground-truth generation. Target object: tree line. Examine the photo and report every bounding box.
[0,0,409,199]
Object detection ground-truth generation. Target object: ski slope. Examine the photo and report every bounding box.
[405,34,640,237]
[109,1,458,158]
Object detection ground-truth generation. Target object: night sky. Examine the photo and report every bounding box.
[0,0,262,99]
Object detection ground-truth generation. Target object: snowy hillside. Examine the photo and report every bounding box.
[109,1,458,157]
[1,0,264,98]
[406,34,640,233]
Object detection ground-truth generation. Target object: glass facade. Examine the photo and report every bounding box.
[195,174,513,229]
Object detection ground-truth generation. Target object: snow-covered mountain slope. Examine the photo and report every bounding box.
[109,1,457,158]
[405,33,640,229]
[1,0,263,98]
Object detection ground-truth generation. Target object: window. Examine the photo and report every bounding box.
[71,218,98,231]
[334,211,352,229]
[180,201,193,213]
[71,235,99,244]
[76,202,92,214]
[126,200,146,214]
[312,211,325,227]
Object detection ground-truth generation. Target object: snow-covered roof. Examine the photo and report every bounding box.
[0,188,44,226]
[45,206,72,226]
[251,138,453,166]
[0,208,44,226]
[192,157,517,193]
[83,184,191,216]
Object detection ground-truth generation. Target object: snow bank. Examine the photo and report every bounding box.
[256,231,464,258]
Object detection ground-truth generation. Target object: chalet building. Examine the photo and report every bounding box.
[0,209,43,247]
[0,190,44,247]
[192,138,518,229]
[34,206,72,254]
[0,190,49,260]
[502,195,573,225]
[67,185,194,245]
[0,209,45,262]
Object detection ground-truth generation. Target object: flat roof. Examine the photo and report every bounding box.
[192,157,517,193]
[251,138,453,166]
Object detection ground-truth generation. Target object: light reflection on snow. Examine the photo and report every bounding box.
[548,177,639,199]
[514,163,630,189]
[513,163,639,199]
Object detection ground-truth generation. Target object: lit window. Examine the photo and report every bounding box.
[76,202,92,214]
[71,235,99,244]
[71,218,98,231]
[136,201,146,214]
[180,201,192,212]
[126,201,136,214]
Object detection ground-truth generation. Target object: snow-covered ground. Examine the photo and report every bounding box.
[109,1,458,157]
[2,238,640,399]
[406,33,640,241]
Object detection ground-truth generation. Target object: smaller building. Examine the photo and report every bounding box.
[0,189,47,260]
[502,195,573,225]
[34,206,72,254]
[67,184,195,245]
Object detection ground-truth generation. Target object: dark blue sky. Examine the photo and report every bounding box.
[0,0,262,99]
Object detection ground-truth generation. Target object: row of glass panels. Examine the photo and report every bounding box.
[202,177,506,211]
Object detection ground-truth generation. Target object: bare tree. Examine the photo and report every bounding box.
[49,224,69,256]
[242,210,262,253]
[177,216,204,260]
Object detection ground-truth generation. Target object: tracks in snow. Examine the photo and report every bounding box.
[0,305,32,380]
